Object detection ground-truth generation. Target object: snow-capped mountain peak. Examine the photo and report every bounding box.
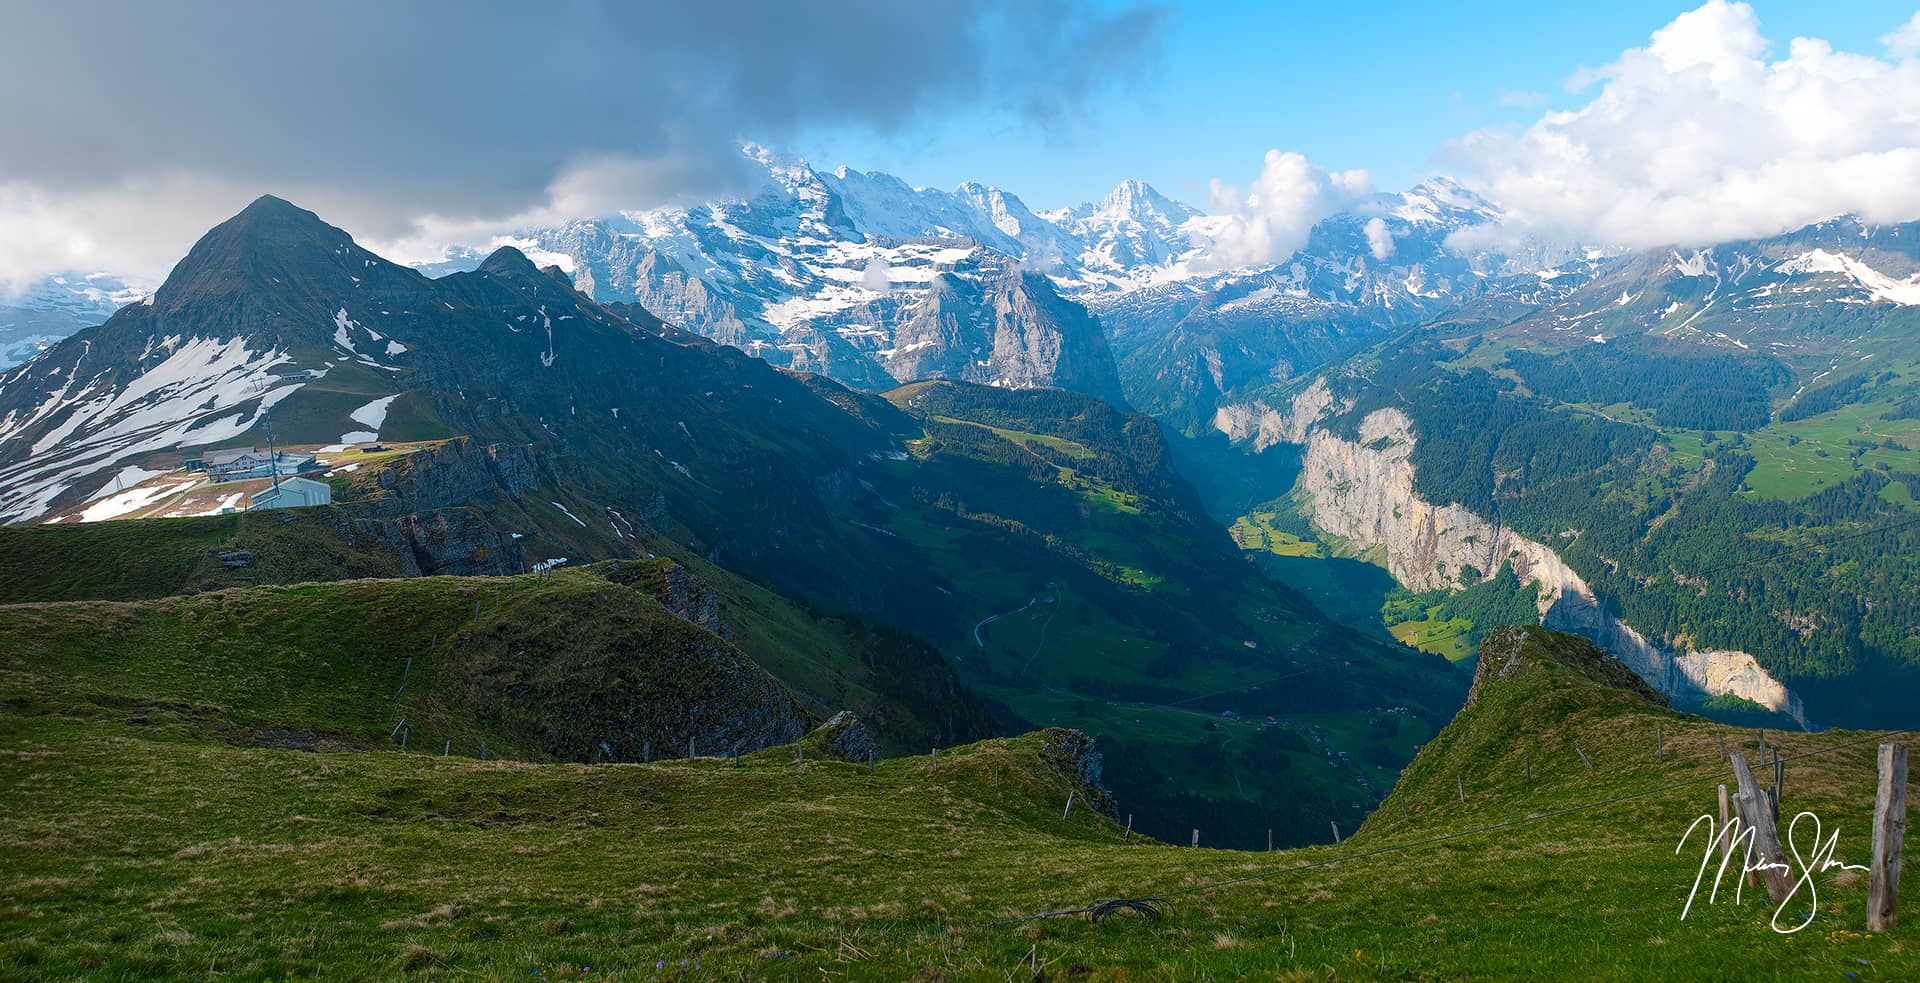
[1087,178,1201,225]
[1384,176,1501,227]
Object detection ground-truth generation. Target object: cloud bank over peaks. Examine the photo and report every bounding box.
[0,1,1169,291]
[1449,1,1920,253]
[1196,151,1371,270]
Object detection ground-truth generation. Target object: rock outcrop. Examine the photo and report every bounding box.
[1211,378,1333,451]
[1272,404,1807,725]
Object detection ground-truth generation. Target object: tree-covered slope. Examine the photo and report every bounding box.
[1225,327,1920,728]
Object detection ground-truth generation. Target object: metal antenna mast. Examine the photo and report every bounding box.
[264,409,282,494]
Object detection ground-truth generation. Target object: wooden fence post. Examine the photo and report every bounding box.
[443,740,450,757]
[1124,814,1133,842]
[1731,752,1794,903]
[1398,797,1410,822]
[1733,791,1761,888]
[1716,733,1727,758]
[1457,774,1466,802]
[1191,828,1199,849]
[1656,724,1663,763]
[1870,743,1908,932]
[1268,828,1273,852]
[930,747,936,772]
[1330,821,1342,844]
[1717,783,1733,871]
[1576,745,1595,772]
[1526,751,1532,785]
[1063,791,1075,820]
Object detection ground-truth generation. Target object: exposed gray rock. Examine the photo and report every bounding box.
[809,711,878,763]
[1039,728,1115,817]
[1268,403,1807,725]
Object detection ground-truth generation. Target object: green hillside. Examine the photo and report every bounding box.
[879,381,1467,849]
[0,573,815,764]
[4,622,1911,979]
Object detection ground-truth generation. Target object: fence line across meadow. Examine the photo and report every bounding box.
[983,729,1911,931]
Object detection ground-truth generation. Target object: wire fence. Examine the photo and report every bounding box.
[984,728,1908,928]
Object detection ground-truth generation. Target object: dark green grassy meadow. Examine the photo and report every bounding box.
[3,618,1913,980]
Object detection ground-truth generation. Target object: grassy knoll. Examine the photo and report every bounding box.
[0,509,408,604]
[3,625,1913,979]
[0,572,807,766]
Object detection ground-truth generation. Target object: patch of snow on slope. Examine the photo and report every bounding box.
[332,309,359,353]
[0,336,302,522]
[86,464,167,501]
[551,501,587,527]
[1776,250,1920,306]
[79,480,194,523]
[349,395,398,431]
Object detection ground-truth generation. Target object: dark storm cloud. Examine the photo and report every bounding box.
[0,0,1170,232]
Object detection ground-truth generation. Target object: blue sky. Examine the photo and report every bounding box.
[6,1,1920,287]
[801,1,1920,211]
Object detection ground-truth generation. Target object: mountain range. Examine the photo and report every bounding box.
[5,147,1920,739]
[0,271,143,370]
[0,194,1467,849]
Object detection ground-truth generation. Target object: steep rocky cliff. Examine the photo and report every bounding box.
[1225,392,1808,726]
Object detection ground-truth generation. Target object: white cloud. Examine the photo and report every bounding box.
[1195,151,1370,270]
[1364,217,1396,260]
[0,176,255,296]
[0,2,1169,292]
[1885,12,1920,59]
[1451,1,1920,251]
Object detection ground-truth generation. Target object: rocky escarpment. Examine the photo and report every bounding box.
[595,557,732,641]
[1246,398,1807,726]
[320,439,550,577]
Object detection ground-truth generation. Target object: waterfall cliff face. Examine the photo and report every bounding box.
[1217,392,1807,726]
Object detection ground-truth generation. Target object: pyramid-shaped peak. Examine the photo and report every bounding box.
[232,194,317,223]
[201,194,347,245]
[477,245,540,277]
[1093,180,1199,221]
[150,194,371,302]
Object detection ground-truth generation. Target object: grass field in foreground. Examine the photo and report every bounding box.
[2,626,1913,980]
